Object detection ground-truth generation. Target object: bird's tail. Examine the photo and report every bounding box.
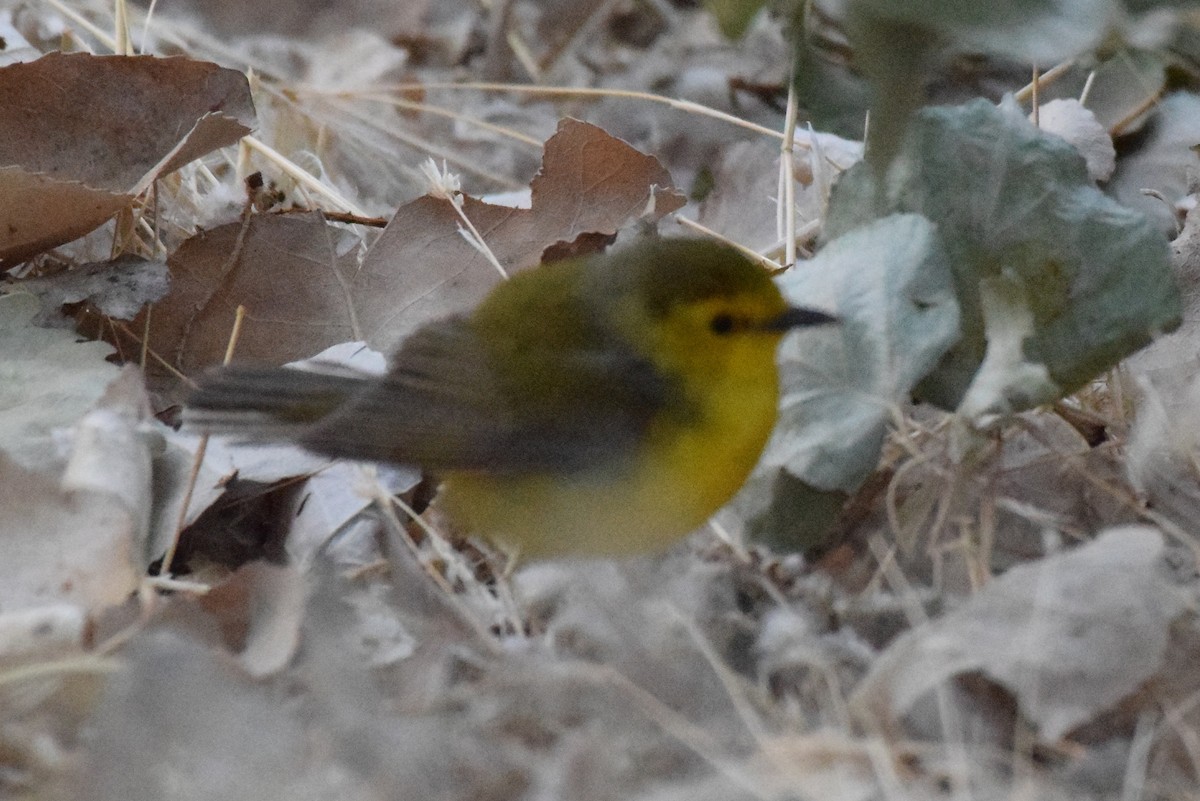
[185,365,369,440]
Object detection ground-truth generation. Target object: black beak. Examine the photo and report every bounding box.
[763,306,839,332]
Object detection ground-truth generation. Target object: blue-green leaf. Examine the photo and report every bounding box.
[826,99,1181,413]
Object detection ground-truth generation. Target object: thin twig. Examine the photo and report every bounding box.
[1110,91,1163,137]
[109,320,195,386]
[1031,64,1040,127]
[304,82,794,143]
[113,0,131,54]
[673,215,785,273]
[779,62,800,267]
[264,86,528,190]
[376,485,510,651]
[1079,69,1097,106]
[1013,59,1074,103]
[40,0,118,50]
[242,135,370,217]
[350,92,543,148]
[159,304,248,578]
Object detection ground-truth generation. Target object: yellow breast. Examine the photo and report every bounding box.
[441,331,781,558]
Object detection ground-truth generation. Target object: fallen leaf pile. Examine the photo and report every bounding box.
[133,117,685,381]
[0,53,253,267]
[3,2,1200,801]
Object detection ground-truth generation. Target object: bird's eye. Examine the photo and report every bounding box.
[710,313,735,335]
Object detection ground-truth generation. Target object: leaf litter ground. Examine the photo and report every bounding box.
[2,2,1200,800]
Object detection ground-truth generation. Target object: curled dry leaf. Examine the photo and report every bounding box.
[0,52,255,266]
[0,167,128,270]
[851,527,1197,743]
[356,117,687,350]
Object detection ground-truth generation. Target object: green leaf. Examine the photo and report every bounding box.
[790,9,872,138]
[704,0,770,38]
[826,99,1182,413]
[742,214,960,552]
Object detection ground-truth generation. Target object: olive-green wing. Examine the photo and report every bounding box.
[298,317,679,474]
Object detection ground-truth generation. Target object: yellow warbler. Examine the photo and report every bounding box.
[186,238,834,558]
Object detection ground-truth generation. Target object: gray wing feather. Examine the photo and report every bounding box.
[299,318,677,474]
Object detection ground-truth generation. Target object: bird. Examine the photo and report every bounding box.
[186,237,835,559]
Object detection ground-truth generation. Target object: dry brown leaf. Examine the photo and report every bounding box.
[0,166,129,269]
[355,117,687,350]
[0,52,254,266]
[141,211,361,375]
[145,119,684,380]
[0,53,254,192]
